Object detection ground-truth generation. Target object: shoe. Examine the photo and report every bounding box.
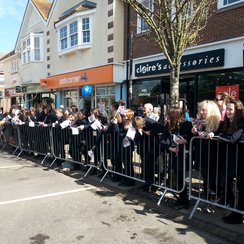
[61,168,70,174]
[223,212,243,224]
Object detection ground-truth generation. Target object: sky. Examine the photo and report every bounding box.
[0,0,28,54]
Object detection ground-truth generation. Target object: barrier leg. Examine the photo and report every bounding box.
[157,189,168,206]
[100,170,109,183]
[12,147,19,155]
[84,165,94,177]
[189,199,200,219]
[16,149,23,157]
[49,157,57,168]
[41,154,48,165]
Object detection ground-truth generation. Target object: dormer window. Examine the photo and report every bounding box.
[55,2,96,56]
[21,33,43,64]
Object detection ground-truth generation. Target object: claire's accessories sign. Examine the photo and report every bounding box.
[135,49,225,77]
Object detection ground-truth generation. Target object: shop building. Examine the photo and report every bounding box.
[0,51,23,112]
[11,0,54,109]
[2,0,126,112]
[39,0,125,111]
[123,1,244,115]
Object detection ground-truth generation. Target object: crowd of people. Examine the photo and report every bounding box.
[0,93,243,224]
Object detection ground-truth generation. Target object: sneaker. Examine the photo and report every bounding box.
[61,168,70,174]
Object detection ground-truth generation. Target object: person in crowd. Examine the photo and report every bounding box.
[143,103,159,121]
[29,107,39,122]
[0,107,4,120]
[87,108,109,176]
[0,105,21,144]
[36,101,47,122]
[38,104,57,127]
[192,100,221,203]
[60,112,81,173]
[161,107,193,208]
[52,108,66,165]
[69,104,78,113]
[135,103,144,116]
[132,115,164,191]
[109,108,136,186]
[218,100,244,224]
[214,92,231,121]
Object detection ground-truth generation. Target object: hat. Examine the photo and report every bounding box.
[60,105,64,109]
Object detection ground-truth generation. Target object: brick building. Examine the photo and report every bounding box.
[123,1,244,115]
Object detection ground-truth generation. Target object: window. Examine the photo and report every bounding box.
[60,26,68,50]
[34,37,40,61]
[11,60,18,74]
[218,0,243,9]
[21,33,43,64]
[70,21,78,46]
[82,18,90,43]
[137,0,154,34]
[56,9,95,55]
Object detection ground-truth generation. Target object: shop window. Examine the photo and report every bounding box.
[132,79,161,107]
[218,0,243,9]
[64,90,78,108]
[198,70,244,102]
[95,85,115,114]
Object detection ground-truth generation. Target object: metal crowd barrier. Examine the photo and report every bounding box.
[0,122,21,155]
[100,131,187,205]
[1,122,243,221]
[50,126,102,174]
[188,136,244,219]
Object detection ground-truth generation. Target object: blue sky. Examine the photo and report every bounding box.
[0,0,28,54]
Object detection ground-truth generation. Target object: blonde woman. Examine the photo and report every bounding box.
[192,100,221,202]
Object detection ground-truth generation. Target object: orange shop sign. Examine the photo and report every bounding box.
[216,84,239,99]
[40,65,113,89]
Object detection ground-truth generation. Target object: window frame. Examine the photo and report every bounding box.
[136,0,154,34]
[56,9,95,55]
[20,33,43,64]
[11,59,18,74]
[218,0,244,9]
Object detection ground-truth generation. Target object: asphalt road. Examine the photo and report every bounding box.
[0,151,230,244]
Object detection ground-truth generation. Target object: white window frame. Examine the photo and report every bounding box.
[21,33,43,64]
[11,59,18,74]
[56,9,95,55]
[218,0,244,9]
[137,0,154,34]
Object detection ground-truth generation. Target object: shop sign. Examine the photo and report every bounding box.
[40,65,113,89]
[5,88,16,97]
[15,86,27,93]
[135,49,225,77]
[216,84,239,99]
